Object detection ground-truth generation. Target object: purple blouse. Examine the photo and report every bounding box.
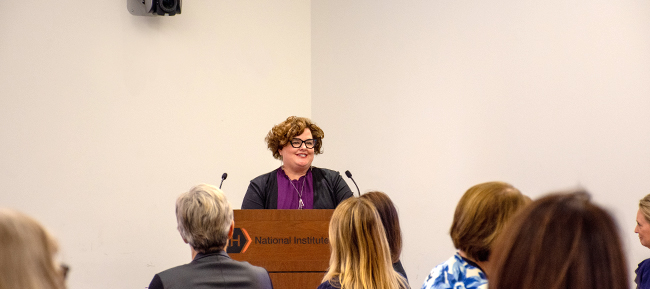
[276,167,314,209]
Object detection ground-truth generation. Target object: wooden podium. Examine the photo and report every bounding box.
[227,209,333,289]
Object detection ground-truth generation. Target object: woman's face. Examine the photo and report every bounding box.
[279,128,315,172]
[635,209,650,248]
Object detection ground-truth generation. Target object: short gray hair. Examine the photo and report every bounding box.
[176,184,233,253]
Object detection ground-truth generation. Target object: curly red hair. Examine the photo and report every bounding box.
[265,116,324,160]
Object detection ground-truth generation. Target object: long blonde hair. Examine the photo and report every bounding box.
[0,209,65,289]
[323,198,408,289]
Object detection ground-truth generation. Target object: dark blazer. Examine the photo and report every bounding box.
[637,258,650,289]
[393,260,408,283]
[148,250,273,289]
[241,167,353,209]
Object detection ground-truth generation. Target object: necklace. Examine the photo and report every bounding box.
[290,176,307,210]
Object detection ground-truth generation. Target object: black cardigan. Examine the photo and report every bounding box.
[241,167,353,209]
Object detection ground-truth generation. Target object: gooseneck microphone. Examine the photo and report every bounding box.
[345,170,361,197]
[219,173,228,189]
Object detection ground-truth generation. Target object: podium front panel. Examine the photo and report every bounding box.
[227,209,333,273]
[269,272,324,289]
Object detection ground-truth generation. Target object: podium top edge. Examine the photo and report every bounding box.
[233,209,334,221]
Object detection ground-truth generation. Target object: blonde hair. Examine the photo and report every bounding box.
[0,209,65,289]
[450,181,528,262]
[323,198,407,289]
[640,194,650,222]
[176,184,234,253]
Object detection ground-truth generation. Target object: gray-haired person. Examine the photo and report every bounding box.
[148,184,273,289]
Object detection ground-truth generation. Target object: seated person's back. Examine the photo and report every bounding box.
[489,190,628,289]
[148,184,273,289]
[319,197,408,289]
[421,181,528,289]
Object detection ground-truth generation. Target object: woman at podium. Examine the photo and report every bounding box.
[242,116,353,209]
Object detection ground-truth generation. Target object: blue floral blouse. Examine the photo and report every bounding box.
[421,253,487,289]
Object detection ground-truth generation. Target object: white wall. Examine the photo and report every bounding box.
[3,0,650,288]
[312,0,650,285]
[0,1,310,288]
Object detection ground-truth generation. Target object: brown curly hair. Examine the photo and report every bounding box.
[266,116,325,160]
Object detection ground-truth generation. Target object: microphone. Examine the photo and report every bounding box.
[219,173,228,189]
[345,170,361,197]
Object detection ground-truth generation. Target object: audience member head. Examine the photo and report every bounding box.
[450,181,528,262]
[0,209,65,289]
[636,194,650,248]
[176,184,234,253]
[323,197,407,289]
[265,116,325,160]
[490,190,628,289]
[359,191,402,263]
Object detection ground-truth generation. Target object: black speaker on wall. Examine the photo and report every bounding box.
[127,0,181,16]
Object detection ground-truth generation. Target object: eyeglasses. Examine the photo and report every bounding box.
[290,138,317,149]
